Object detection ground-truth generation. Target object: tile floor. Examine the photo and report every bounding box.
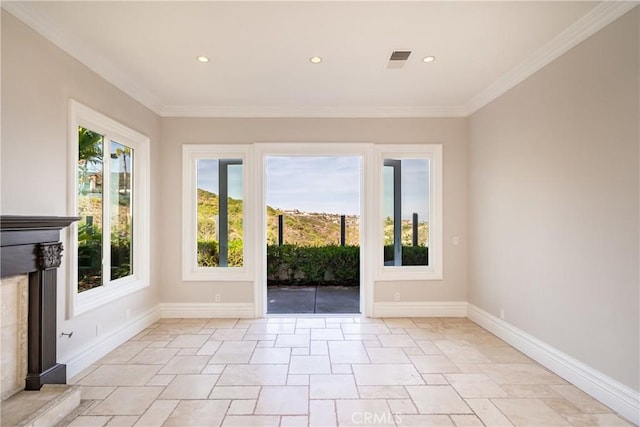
[65,317,633,427]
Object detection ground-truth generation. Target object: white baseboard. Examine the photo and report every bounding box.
[467,304,640,425]
[373,301,468,317]
[63,305,161,379]
[159,302,256,318]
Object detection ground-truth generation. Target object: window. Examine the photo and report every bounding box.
[376,145,442,280]
[197,159,243,268]
[182,145,253,281]
[383,158,430,266]
[69,100,150,315]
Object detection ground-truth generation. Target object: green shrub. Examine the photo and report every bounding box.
[197,239,243,267]
[77,223,133,290]
[110,234,132,279]
[78,224,103,291]
[383,245,428,266]
[267,245,360,286]
[195,243,427,284]
[198,240,219,267]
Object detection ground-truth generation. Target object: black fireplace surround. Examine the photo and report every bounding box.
[0,216,78,390]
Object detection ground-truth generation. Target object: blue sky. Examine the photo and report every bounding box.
[197,159,243,199]
[197,157,429,218]
[266,156,361,215]
[384,159,430,220]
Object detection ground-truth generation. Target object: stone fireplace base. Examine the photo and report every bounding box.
[1,274,28,401]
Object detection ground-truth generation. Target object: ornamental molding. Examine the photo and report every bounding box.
[38,243,64,270]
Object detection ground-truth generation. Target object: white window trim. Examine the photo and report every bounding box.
[182,144,254,281]
[67,99,151,317]
[374,144,443,281]
[253,142,375,317]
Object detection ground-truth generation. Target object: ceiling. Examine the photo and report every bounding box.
[3,1,635,117]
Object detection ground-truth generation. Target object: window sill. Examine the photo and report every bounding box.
[182,267,252,282]
[73,277,149,317]
[376,266,443,281]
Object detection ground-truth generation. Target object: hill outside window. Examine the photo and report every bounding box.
[182,145,253,281]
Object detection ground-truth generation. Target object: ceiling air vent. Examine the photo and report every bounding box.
[390,51,411,61]
[387,50,411,69]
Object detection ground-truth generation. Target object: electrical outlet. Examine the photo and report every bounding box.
[394,292,400,302]
[452,236,460,246]
[215,294,221,303]
[500,309,505,320]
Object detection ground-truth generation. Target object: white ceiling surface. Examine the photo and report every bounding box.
[3,1,636,117]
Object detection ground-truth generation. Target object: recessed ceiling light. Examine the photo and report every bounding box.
[197,56,209,63]
[309,56,322,64]
[422,56,435,63]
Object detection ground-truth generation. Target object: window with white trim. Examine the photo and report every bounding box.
[376,144,443,280]
[182,144,253,281]
[69,100,150,315]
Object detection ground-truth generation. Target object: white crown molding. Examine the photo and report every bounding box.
[373,301,467,318]
[159,105,469,118]
[1,2,165,115]
[467,304,640,426]
[466,1,639,115]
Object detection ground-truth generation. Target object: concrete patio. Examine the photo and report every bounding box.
[267,285,359,314]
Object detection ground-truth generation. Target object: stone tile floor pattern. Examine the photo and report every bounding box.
[64,317,634,427]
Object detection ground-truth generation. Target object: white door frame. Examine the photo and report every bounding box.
[253,143,375,317]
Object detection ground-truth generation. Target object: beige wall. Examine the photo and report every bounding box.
[160,118,469,305]
[1,12,162,365]
[4,0,636,398]
[468,8,639,390]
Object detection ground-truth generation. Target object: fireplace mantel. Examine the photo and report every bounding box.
[1,215,78,390]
